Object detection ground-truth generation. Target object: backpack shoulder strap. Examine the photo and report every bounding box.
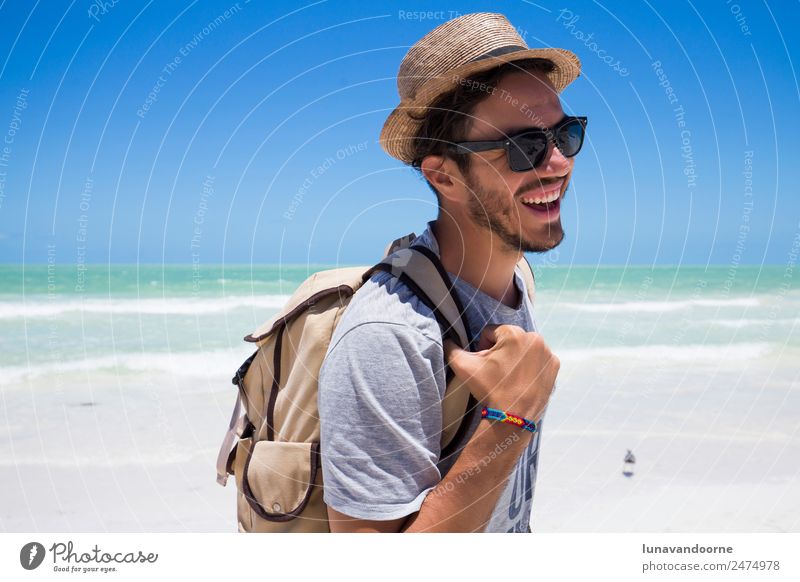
[386,231,535,306]
[516,254,536,305]
[362,245,473,350]
[362,244,479,456]
[383,232,417,257]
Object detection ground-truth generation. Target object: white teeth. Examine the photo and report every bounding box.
[521,188,560,205]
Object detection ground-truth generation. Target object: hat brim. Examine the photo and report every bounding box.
[379,47,581,164]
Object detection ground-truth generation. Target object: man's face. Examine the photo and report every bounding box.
[458,70,575,253]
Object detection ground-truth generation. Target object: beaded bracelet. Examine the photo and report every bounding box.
[481,407,537,433]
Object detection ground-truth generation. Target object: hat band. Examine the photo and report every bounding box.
[468,44,528,63]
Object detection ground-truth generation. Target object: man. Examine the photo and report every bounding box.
[317,12,585,532]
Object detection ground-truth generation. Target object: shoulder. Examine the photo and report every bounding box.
[329,269,443,351]
[318,271,450,405]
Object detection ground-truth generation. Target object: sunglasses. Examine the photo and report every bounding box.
[449,115,588,172]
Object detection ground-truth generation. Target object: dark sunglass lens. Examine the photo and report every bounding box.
[508,133,548,171]
[557,120,585,157]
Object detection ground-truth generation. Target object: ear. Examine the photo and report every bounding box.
[421,154,461,203]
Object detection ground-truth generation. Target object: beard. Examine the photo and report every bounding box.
[463,169,565,253]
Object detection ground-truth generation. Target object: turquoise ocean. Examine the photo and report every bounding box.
[1,263,798,532]
[2,263,798,372]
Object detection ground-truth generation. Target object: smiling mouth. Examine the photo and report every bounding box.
[515,178,564,221]
[519,178,564,206]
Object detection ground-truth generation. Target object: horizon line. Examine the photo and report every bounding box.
[0,262,789,268]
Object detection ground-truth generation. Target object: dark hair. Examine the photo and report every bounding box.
[407,58,556,205]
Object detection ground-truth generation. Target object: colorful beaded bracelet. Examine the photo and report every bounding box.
[481,407,537,433]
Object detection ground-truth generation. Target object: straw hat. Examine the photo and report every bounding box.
[380,12,581,164]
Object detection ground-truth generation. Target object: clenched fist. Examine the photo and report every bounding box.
[444,324,559,421]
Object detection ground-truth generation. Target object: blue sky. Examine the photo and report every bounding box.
[0,0,797,265]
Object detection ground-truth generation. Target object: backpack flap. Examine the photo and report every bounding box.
[242,441,323,524]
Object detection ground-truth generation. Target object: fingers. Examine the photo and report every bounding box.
[476,324,500,351]
[550,353,561,373]
[446,324,528,360]
[475,323,524,352]
[446,325,528,367]
[445,325,547,379]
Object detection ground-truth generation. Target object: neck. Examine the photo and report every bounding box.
[432,215,521,308]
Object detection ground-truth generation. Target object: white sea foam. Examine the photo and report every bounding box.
[4,342,772,384]
[713,317,800,329]
[560,342,772,363]
[562,297,760,313]
[0,349,248,384]
[0,295,291,319]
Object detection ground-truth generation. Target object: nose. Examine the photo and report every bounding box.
[541,140,572,173]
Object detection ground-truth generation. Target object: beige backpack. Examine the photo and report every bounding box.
[215,233,536,532]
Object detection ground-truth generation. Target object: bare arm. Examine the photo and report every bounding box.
[327,419,529,532]
[327,324,558,533]
[401,418,531,532]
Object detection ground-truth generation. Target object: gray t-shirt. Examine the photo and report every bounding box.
[317,221,542,533]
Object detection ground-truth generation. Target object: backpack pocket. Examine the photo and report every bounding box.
[238,440,327,530]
